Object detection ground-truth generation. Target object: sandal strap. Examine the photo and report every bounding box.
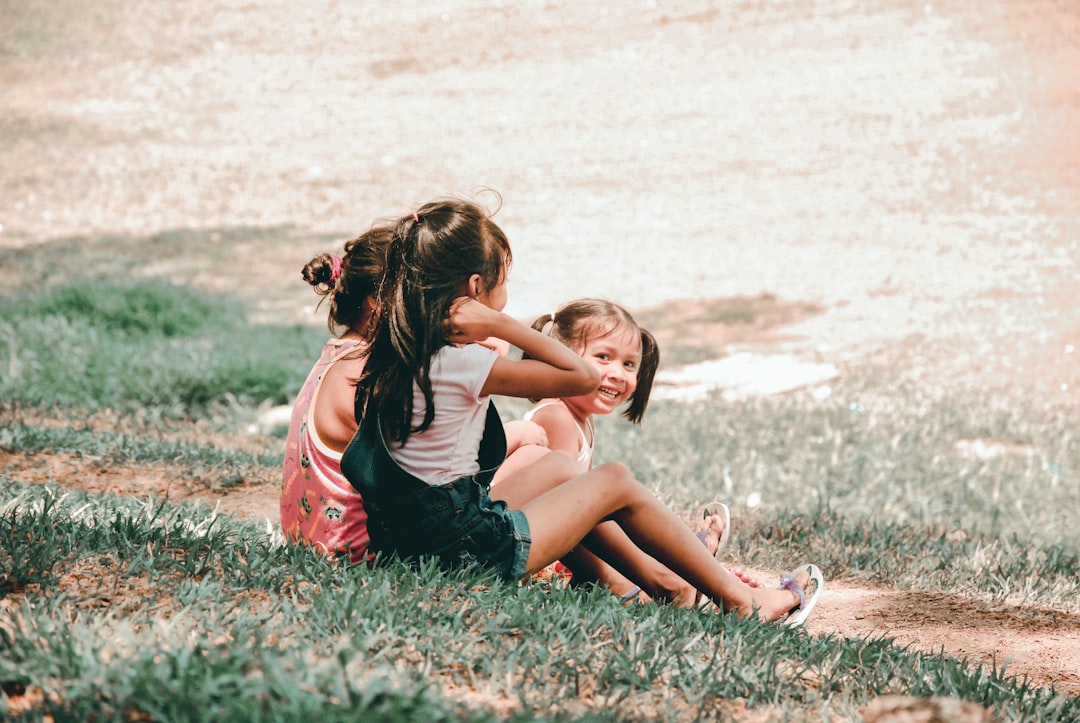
[778,574,806,610]
[620,585,642,602]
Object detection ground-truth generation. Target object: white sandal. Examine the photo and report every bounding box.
[696,501,731,558]
[779,563,825,627]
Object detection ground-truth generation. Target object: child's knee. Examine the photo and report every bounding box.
[594,460,632,480]
[592,461,641,492]
[543,450,579,481]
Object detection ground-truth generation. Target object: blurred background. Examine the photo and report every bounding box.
[2,0,1077,388]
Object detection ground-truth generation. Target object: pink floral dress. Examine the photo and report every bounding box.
[280,339,370,563]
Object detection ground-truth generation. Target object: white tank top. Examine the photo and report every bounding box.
[523,400,593,473]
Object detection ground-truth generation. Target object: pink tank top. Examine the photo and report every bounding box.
[280,338,370,563]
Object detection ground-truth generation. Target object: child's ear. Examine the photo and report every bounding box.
[467,274,482,298]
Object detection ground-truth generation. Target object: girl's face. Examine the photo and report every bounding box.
[562,323,641,419]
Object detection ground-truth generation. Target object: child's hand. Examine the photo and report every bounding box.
[504,420,548,451]
[446,297,503,344]
[475,336,512,357]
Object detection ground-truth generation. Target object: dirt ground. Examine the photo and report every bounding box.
[2,0,1079,703]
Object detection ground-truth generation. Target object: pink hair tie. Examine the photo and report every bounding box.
[413,212,420,224]
[328,254,344,287]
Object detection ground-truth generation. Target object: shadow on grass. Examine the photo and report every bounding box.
[0,224,343,296]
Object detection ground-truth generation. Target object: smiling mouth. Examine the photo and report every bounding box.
[598,386,622,401]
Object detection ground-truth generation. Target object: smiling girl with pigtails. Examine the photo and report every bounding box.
[499,299,751,606]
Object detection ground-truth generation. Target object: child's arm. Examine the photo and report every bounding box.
[448,298,598,399]
[525,402,583,461]
[503,419,548,455]
[474,336,511,358]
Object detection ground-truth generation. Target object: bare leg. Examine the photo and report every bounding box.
[489,449,578,508]
[492,450,657,598]
[519,462,805,621]
[559,543,645,600]
[493,449,697,603]
[575,522,699,606]
[493,449,732,606]
[576,511,731,607]
[492,443,551,485]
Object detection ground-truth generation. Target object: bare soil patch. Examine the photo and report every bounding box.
[0,451,280,523]
[635,294,828,365]
[809,584,1080,697]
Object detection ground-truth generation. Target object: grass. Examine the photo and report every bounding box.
[0,280,323,415]
[0,422,279,489]
[1,279,1078,720]
[590,371,1080,552]
[1,481,1077,721]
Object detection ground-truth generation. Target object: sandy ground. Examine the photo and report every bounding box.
[2,0,1080,703]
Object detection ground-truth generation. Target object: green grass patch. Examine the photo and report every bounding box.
[0,422,279,485]
[743,506,1080,609]
[2,480,1076,721]
[592,371,1080,551]
[0,280,325,416]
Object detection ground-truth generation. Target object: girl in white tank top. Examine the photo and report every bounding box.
[516,299,658,476]
[504,299,660,595]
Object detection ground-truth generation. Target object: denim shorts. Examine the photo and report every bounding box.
[365,474,532,582]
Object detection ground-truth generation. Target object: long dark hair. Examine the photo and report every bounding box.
[357,197,512,443]
[531,298,659,424]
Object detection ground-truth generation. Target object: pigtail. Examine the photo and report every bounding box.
[359,217,434,443]
[303,225,394,335]
[622,327,659,424]
[517,313,557,402]
[301,252,338,291]
[530,313,553,335]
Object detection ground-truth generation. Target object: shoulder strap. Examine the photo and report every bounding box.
[327,339,364,365]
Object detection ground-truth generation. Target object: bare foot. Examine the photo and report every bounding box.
[729,567,761,588]
[746,567,814,623]
[693,511,740,611]
[616,583,651,605]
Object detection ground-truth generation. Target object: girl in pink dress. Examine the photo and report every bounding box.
[280,225,390,562]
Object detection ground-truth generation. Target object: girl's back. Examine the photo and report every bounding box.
[388,343,499,486]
